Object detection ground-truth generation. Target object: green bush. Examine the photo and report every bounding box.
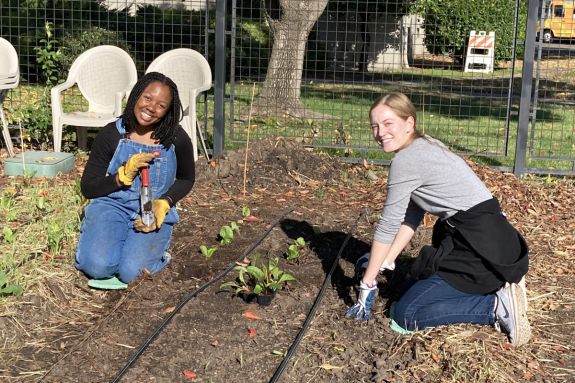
[59,27,132,78]
[412,0,527,63]
[8,88,53,150]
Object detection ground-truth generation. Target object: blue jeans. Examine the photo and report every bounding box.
[392,274,496,331]
[76,201,173,282]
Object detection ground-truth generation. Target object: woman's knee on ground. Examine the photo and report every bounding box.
[392,298,420,331]
[76,254,116,279]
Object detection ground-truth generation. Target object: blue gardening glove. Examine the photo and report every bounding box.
[355,252,396,280]
[346,281,377,320]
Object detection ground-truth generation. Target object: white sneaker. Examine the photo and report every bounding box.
[495,281,531,346]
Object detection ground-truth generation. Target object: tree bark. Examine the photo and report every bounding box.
[251,0,328,119]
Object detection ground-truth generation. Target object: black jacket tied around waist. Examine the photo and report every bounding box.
[411,198,529,294]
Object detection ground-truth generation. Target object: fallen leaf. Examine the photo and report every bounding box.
[243,215,259,222]
[247,327,257,337]
[211,340,219,347]
[183,369,197,380]
[339,191,348,197]
[209,160,217,168]
[242,311,261,320]
[235,257,250,266]
[163,306,176,314]
[319,364,343,370]
[431,353,440,363]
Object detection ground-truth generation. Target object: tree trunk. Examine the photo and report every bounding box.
[251,0,328,120]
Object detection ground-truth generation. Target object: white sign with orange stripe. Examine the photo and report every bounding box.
[464,31,495,73]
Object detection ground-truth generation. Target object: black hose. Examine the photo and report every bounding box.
[111,207,294,383]
[268,208,367,383]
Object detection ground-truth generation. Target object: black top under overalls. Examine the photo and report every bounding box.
[411,198,529,294]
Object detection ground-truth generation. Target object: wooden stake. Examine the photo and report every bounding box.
[243,83,256,197]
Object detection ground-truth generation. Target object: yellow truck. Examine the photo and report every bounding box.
[538,0,575,43]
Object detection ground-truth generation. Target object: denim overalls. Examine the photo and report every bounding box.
[76,118,179,283]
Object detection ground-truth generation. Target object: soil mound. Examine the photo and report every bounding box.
[195,137,343,190]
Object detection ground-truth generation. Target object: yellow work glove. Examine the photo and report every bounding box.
[134,199,171,233]
[117,152,157,186]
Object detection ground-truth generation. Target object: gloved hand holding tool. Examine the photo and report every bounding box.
[345,281,378,320]
[134,199,171,233]
[117,152,157,186]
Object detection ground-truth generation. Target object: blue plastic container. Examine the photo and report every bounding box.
[4,151,75,177]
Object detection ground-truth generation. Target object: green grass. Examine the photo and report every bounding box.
[228,76,575,172]
[5,65,575,173]
[0,176,83,292]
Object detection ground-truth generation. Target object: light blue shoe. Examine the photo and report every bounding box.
[389,302,414,335]
[88,277,128,290]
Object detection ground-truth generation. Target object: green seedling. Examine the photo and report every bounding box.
[221,254,296,296]
[2,227,15,244]
[35,196,46,210]
[241,206,251,217]
[285,237,306,261]
[0,195,14,210]
[199,245,218,258]
[47,221,64,254]
[219,225,234,245]
[0,271,23,296]
[230,221,240,232]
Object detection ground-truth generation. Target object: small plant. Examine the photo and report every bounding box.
[219,222,240,245]
[220,254,296,297]
[0,271,23,296]
[2,227,15,244]
[199,245,218,258]
[47,221,64,254]
[34,21,62,85]
[241,206,251,217]
[285,237,306,261]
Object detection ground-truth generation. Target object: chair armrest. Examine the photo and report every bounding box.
[114,91,125,116]
[50,80,76,112]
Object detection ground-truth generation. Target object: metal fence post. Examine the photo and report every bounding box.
[213,0,226,158]
[514,0,539,177]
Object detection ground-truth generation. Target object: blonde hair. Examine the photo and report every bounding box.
[370,93,423,138]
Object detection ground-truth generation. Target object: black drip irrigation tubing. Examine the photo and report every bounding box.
[269,208,368,383]
[110,207,294,383]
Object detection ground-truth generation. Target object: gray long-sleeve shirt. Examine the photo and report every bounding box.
[374,136,493,244]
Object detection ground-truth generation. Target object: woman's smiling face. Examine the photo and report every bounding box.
[134,81,172,130]
[370,104,415,153]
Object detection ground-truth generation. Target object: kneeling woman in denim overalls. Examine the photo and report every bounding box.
[76,72,195,289]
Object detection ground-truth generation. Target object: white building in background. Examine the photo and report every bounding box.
[100,0,215,15]
[316,12,428,72]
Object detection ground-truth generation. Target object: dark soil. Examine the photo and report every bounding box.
[2,137,574,383]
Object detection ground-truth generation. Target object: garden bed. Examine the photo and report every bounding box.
[0,137,574,382]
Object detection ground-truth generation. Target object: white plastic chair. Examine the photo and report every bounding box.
[146,48,212,161]
[0,37,19,157]
[51,45,137,152]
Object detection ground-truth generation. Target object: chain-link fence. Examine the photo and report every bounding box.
[1,0,574,175]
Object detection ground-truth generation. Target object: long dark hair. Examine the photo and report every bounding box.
[122,71,183,147]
